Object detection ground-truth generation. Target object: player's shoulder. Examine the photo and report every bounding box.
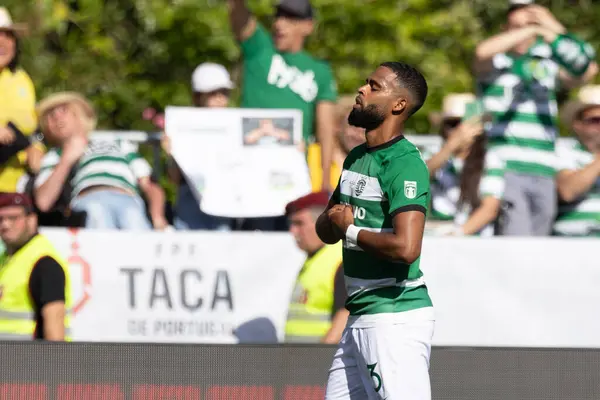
[379,137,428,171]
[343,143,368,168]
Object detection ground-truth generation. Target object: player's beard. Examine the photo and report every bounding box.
[348,104,385,131]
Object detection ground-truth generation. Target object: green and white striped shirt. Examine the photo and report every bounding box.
[332,136,432,317]
[35,139,151,201]
[429,156,463,221]
[454,152,506,237]
[553,140,600,236]
[478,40,560,177]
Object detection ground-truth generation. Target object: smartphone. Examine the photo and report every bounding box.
[462,100,494,125]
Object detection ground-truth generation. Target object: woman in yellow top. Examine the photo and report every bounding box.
[308,95,365,192]
[0,8,42,192]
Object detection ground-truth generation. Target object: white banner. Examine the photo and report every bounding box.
[42,228,304,344]
[37,229,600,348]
[165,106,312,218]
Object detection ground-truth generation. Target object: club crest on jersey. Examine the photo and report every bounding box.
[355,177,367,197]
[404,181,417,199]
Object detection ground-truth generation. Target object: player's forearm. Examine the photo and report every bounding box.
[353,229,420,264]
[316,213,341,244]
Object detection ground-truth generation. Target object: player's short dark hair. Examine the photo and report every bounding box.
[380,61,428,117]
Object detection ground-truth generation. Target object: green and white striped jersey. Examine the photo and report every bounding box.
[453,152,506,237]
[478,40,560,177]
[35,139,151,200]
[429,155,463,221]
[553,140,600,236]
[332,135,432,316]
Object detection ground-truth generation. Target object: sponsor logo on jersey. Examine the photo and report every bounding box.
[404,181,417,199]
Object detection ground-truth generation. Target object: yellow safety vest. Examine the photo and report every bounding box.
[0,234,72,340]
[285,242,343,343]
[0,67,41,192]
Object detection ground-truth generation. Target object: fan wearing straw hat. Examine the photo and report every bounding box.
[0,8,44,193]
[474,0,598,236]
[554,85,600,236]
[33,92,168,230]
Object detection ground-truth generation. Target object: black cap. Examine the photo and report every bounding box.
[276,0,314,19]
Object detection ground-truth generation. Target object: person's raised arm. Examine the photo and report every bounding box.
[474,26,552,75]
[227,0,257,42]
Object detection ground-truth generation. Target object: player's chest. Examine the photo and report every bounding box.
[339,159,385,204]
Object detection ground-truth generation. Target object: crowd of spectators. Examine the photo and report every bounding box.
[1,0,600,238]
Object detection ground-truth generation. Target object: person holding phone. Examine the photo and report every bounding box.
[473,0,598,236]
[425,94,485,221]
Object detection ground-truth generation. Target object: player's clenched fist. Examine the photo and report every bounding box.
[328,204,354,236]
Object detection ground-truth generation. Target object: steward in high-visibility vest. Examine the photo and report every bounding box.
[284,192,348,344]
[0,192,71,341]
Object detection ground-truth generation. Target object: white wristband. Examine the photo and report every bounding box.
[345,224,363,246]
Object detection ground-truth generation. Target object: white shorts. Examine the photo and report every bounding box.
[325,308,435,400]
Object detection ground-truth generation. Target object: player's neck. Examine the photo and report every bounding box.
[365,121,404,149]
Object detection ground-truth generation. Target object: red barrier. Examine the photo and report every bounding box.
[0,384,46,400]
[205,385,274,400]
[133,385,201,399]
[283,385,326,400]
[56,384,124,400]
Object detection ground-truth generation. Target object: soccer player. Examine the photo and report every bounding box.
[316,61,434,400]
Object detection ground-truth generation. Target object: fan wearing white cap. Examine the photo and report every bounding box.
[553,85,600,236]
[0,7,43,193]
[227,0,337,197]
[161,62,235,231]
[473,1,598,236]
[191,62,234,108]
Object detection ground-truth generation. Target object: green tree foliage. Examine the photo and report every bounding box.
[7,0,600,134]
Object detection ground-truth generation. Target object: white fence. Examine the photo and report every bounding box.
[39,228,600,348]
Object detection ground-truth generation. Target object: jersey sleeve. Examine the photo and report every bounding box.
[29,256,66,310]
[121,141,152,179]
[316,63,338,103]
[555,144,579,172]
[380,154,430,217]
[240,23,274,60]
[34,150,60,188]
[479,152,505,200]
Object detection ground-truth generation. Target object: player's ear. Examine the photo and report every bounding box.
[392,96,408,115]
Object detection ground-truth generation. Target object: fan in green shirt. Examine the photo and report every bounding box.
[227,0,338,192]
